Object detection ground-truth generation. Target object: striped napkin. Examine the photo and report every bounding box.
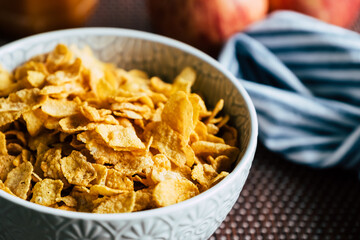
[219,11,360,171]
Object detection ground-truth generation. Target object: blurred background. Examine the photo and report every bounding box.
[1,1,360,239]
[1,0,360,56]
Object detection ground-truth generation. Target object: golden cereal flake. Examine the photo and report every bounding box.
[93,191,136,214]
[41,98,78,118]
[4,161,33,199]
[143,122,195,167]
[31,179,63,206]
[95,124,145,151]
[0,131,7,155]
[153,178,199,207]
[105,169,133,191]
[60,150,97,186]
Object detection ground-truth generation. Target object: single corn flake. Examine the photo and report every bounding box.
[133,188,154,212]
[59,114,90,133]
[41,98,78,118]
[90,185,124,196]
[90,163,108,185]
[143,122,195,167]
[95,124,145,151]
[4,161,33,199]
[205,99,224,124]
[113,153,153,177]
[171,67,196,94]
[71,189,98,212]
[96,77,117,101]
[191,141,239,162]
[105,169,134,191]
[93,191,136,214]
[40,147,64,180]
[26,71,46,88]
[31,179,63,206]
[153,178,199,207]
[0,131,7,155]
[22,108,48,136]
[60,150,97,186]
[161,91,194,141]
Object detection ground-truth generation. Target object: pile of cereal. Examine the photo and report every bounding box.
[0,44,239,213]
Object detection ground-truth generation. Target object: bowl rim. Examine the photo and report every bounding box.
[0,27,258,220]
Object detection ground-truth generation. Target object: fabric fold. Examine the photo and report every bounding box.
[219,11,360,171]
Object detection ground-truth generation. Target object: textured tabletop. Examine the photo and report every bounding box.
[210,143,360,240]
[2,1,360,239]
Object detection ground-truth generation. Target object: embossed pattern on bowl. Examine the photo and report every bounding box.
[0,28,257,240]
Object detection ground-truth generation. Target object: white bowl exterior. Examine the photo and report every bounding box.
[0,28,257,240]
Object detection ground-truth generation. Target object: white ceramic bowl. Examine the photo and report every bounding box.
[0,28,257,240]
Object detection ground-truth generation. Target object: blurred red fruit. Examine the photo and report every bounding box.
[269,0,360,28]
[147,0,268,56]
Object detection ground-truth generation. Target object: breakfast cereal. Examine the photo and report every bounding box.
[0,44,239,213]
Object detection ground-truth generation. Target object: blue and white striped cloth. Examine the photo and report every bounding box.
[219,11,360,171]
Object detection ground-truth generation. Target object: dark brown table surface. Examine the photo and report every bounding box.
[2,1,360,239]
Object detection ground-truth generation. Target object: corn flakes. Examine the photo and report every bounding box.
[0,44,240,213]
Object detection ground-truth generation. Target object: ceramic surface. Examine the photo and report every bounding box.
[0,28,258,240]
